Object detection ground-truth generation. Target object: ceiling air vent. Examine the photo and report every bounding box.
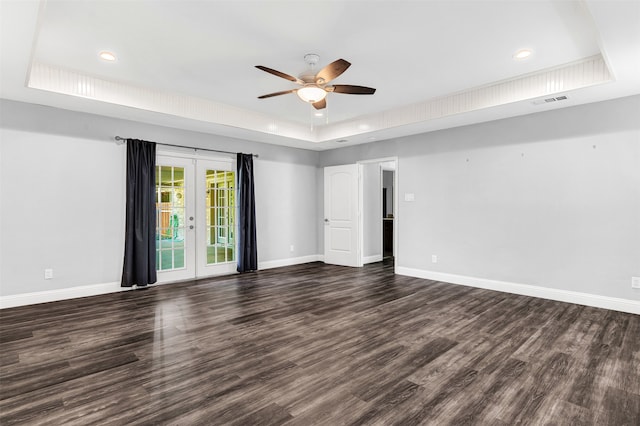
[532,95,569,105]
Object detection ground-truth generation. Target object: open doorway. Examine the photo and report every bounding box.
[359,158,397,266]
[382,165,395,260]
[324,158,397,269]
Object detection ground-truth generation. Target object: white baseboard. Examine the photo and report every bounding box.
[1,255,325,309]
[395,266,640,315]
[0,281,127,309]
[259,255,323,270]
[10,261,633,315]
[363,254,383,264]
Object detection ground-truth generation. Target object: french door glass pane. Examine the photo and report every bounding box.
[205,168,235,265]
[156,165,186,271]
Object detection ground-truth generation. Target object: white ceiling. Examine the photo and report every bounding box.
[1,0,639,150]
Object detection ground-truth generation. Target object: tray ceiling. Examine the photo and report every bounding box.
[1,1,639,150]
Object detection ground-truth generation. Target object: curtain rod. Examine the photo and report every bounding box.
[114,136,258,158]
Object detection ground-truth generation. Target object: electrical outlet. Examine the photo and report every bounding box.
[632,277,640,289]
[290,245,295,252]
[431,255,438,263]
[44,268,53,280]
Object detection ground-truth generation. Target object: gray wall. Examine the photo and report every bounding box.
[1,128,126,296]
[0,100,320,297]
[320,95,640,301]
[2,95,639,304]
[255,159,318,260]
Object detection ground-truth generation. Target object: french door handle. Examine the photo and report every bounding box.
[189,225,194,230]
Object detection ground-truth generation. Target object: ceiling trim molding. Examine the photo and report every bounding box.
[28,62,316,142]
[319,55,612,141]
[28,55,611,144]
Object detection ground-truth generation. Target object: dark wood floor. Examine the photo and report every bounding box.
[1,261,638,425]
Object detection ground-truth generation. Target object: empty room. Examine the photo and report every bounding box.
[1,0,639,424]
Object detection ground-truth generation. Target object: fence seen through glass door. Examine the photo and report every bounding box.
[156,165,185,271]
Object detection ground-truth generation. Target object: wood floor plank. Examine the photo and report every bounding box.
[348,379,422,425]
[596,386,640,426]
[0,330,33,345]
[391,368,480,425]
[447,357,528,425]
[500,351,574,424]
[230,402,293,426]
[534,400,594,426]
[284,392,369,426]
[0,261,638,424]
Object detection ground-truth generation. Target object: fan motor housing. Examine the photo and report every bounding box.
[299,73,317,84]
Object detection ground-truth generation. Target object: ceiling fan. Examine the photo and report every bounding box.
[255,54,376,110]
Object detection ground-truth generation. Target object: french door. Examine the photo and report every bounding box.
[155,155,236,283]
[195,159,237,276]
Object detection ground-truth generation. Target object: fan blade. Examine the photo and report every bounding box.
[313,98,326,110]
[258,89,296,99]
[329,85,376,95]
[315,59,351,84]
[255,66,302,84]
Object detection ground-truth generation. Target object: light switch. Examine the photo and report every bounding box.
[404,193,415,202]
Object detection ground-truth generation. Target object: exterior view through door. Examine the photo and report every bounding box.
[156,155,237,283]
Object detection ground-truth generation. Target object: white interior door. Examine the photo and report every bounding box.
[324,164,361,267]
[155,155,196,283]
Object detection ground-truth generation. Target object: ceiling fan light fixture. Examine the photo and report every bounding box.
[256,57,374,109]
[296,85,327,103]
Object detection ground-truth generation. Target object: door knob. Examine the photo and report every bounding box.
[324,219,329,222]
[189,225,194,230]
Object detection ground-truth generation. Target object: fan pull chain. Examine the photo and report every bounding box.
[309,103,314,132]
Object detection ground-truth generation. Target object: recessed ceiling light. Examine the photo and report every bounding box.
[513,49,532,60]
[99,51,117,61]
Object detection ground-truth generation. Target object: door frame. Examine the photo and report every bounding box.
[156,149,238,283]
[357,157,398,266]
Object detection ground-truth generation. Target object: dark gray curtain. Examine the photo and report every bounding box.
[237,153,257,272]
[121,139,157,287]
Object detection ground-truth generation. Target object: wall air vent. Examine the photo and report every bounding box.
[532,95,569,105]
